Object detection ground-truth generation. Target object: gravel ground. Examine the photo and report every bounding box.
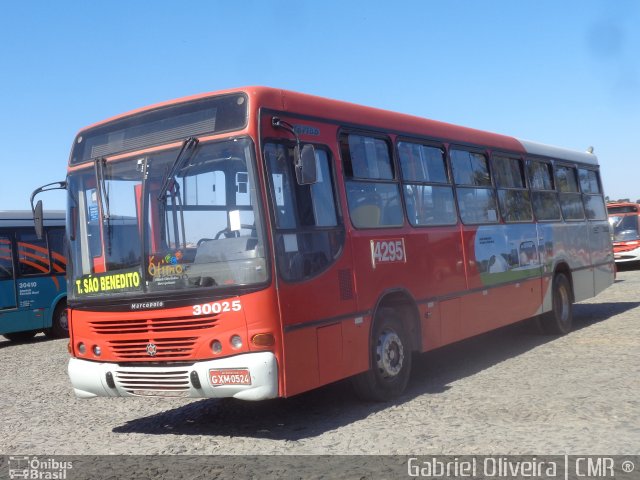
[1,269,639,456]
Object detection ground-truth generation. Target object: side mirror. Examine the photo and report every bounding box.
[295,144,318,185]
[34,200,44,240]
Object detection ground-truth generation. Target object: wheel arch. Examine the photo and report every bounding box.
[371,288,421,352]
[48,293,68,327]
[552,262,574,303]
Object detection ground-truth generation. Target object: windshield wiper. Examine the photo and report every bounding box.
[157,137,199,201]
[94,157,112,255]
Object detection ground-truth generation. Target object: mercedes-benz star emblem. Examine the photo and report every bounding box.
[146,343,157,356]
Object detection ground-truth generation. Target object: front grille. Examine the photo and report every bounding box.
[108,337,198,360]
[89,314,218,335]
[114,369,191,394]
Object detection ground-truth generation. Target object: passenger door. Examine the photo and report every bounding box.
[15,229,53,330]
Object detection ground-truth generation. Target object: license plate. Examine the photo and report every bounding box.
[209,368,252,386]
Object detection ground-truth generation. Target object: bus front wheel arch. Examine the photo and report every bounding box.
[351,309,413,402]
[45,300,69,339]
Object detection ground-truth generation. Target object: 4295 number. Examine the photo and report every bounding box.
[370,239,406,267]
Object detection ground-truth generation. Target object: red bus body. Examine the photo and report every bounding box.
[63,87,614,400]
[607,202,640,264]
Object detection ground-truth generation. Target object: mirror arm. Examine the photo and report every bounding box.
[30,181,67,213]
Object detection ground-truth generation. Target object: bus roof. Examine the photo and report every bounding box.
[0,210,65,228]
[76,86,599,167]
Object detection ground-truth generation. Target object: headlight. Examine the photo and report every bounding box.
[230,335,242,349]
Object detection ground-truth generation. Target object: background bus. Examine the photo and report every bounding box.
[1,211,68,342]
[607,202,640,264]
[33,87,613,402]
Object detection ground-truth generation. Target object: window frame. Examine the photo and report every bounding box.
[263,139,345,283]
[526,157,562,222]
[554,162,586,221]
[340,130,404,229]
[579,167,607,221]
[396,138,458,227]
[491,153,533,223]
[450,146,500,225]
[0,231,16,281]
[264,140,343,232]
[15,228,52,277]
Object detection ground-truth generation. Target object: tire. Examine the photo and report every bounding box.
[540,273,573,335]
[44,301,69,339]
[4,330,37,342]
[352,311,412,401]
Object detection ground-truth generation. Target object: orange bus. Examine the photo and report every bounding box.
[32,87,614,401]
[607,202,640,264]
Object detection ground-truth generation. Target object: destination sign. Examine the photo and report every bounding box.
[75,268,142,295]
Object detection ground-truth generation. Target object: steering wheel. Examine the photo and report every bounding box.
[214,224,255,240]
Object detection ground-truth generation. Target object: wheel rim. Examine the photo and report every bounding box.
[59,311,69,331]
[375,329,404,378]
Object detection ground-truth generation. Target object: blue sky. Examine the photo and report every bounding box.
[1,1,638,211]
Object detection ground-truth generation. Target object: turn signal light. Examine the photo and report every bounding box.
[251,333,275,347]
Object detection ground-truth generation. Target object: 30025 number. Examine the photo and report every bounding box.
[193,300,242,316]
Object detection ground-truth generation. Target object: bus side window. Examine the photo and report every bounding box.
[341,133,403,228]
[47,228,68,274]
[0,235,14,280]
[579,168,607,221]
[493,155,533,223]
[451,149,498,224]
[555,164,585,220]
[265,142,342,282]
[398,140,456,226]
[17,230,50,276]
[527,159,561,221]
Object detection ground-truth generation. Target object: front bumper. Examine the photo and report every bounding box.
[614,245,640,263]
[68,351,278,401]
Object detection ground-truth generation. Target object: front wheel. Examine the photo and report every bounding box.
[540,273,573,335]
[352,312,412,401]
[44,302,69,338]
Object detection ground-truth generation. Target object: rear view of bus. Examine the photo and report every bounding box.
[607,202,640,264]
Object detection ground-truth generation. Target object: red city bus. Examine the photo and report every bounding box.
[32,87,614,401]
[607,202,640,264]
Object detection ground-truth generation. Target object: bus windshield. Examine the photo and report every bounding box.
[66,137,267,300]
[609,215,639,241]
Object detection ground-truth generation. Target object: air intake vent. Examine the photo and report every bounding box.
[338,269,354,300]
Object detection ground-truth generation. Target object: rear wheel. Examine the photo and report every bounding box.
[352,311,412,401]
[4,330,37,342]
[44,302,69,338]
[540,273,573,334]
